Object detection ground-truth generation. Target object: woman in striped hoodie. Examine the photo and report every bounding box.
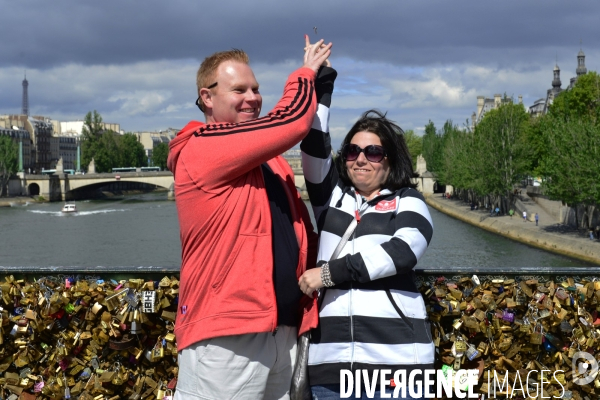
[299,72,434,399]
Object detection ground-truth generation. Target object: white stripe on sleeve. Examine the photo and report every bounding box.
[394,227,428,260]
[360,244,396,281]
[398,196,433,227]
[311,103,330,132]
[301,152,332,184]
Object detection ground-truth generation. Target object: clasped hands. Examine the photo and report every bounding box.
[303,35,332,72]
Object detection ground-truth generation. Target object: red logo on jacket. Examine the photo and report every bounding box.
[375,199,396,211]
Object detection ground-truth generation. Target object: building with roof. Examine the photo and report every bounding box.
[133,129,178,165]
[0,114,54,171]
[0,125,33,171]
[59,120,122,137]
[529,48,588,117]
[471,94,523,129]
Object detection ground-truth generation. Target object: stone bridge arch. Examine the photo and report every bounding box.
[28,183,40,196]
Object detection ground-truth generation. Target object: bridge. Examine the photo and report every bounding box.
[14,169,307,201]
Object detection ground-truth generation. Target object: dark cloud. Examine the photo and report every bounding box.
[2,0,598,69]
[1,0,598,137]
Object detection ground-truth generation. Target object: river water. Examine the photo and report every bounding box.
[0,192,595,268]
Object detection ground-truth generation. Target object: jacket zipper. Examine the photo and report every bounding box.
[350,281,354,371]
[350,198,368,372]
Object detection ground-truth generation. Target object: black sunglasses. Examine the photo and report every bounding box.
[342,144,387,163]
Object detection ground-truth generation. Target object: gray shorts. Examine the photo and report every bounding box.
[175,325,298,400]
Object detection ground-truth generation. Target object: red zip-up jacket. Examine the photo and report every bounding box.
[167,67,319,351]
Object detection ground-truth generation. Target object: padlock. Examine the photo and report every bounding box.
[452,318,463,330]
[476,341,488,354]
[501,309,514,322]
[164,332,176,342]
[520,319,532,333]
[530,325,543,344]
[465,344,479,360]
[515,293,527,306]
[152,345,164,361]
[453,355,462,370]
[538,309,551,319]
[586,336,596,348]
[433,329,440,347]
[162,389,174,400]
[473,309,486,321]
[91,302,103,314]
[454,339,467,355]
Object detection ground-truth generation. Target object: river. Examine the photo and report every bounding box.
[0,192,595,268]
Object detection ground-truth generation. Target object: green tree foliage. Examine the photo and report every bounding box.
[93,131,120,173]
[440,122,481,194]
[535,73,600,226]
[538,118,600,207]
[428,70,600,219]
[421,120,445,183]
[81,110,104,170]
[403,130,422,170]
[80,111,149,173]
[470,102,531,197]
[427,102,530,208]
[524,116,546,176]
[548,71,600,123]
[119,133,148,168]
[152,142,169,171]
[0,135,18,196]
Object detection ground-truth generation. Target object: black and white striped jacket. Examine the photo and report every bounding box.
[301,67,435,386]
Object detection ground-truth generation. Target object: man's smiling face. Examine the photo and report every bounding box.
[205,60,262,124]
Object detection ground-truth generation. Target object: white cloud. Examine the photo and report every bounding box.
[108,91,171,116]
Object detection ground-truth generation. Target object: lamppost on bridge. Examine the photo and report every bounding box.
[76,137,81,173]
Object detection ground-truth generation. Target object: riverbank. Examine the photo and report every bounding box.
[0,196,36,207]
[426,194,600,265]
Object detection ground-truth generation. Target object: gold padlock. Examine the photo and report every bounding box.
[530,327,543,344]
[586,336,596,348]
[164,332,176,343]
[452,318,463,330]
[152,345,164,361]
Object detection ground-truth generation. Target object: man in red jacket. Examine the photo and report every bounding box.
[168,40,331,400]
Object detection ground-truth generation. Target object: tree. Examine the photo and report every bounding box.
[0,135,18,196]
[403,130,422,170]
[93,131,120,173]
[119,133,147,168]
[422,120,445,182]
[538,117,600,227]
[81,110,104,170]
[534,71,600,226]
[152,142,169,171]
[441,122,481,195]
[471,101,530,198]
[549,71,600,124]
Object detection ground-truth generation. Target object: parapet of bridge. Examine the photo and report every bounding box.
[14,171,175,201]
[12,159,310,202]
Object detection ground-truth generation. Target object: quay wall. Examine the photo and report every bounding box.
[426,195,600,265]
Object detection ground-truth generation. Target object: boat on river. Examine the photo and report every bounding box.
[61,203,77,213]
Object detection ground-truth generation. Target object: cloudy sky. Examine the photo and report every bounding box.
[1,0,598,148]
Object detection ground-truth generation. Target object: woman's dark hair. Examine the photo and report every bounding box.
[335,109,418,191]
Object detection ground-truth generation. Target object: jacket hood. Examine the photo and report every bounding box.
[167,121,205,175]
